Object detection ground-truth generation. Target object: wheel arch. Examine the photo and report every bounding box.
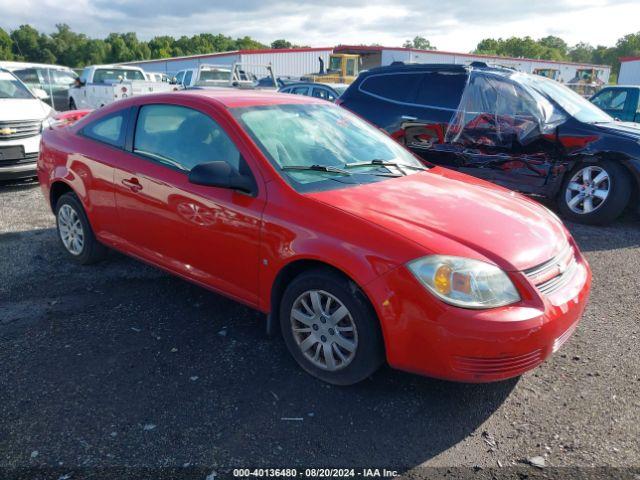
[618,156,640,208]
[49,180,75,212]
[268,258,385,349]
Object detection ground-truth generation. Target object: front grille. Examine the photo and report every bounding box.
[452,349,543,376]
[524,243,577,296]
[0,120,42,140]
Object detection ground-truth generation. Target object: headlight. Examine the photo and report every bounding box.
[407,256,520,309]
[41,110,58,130]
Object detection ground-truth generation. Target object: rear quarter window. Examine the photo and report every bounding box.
[359,72,422,103]
[81,110,127,148]
[415,72,467,109]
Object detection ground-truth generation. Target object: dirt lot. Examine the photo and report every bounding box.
[1,180,639,479]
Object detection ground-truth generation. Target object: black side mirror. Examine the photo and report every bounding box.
[188,161,255,194]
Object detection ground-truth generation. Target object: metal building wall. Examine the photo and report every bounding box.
[619,60,640,85]
[126,53,239,75]
[380,50,412,65]
[239,49,333,77]
[382,49,611,84]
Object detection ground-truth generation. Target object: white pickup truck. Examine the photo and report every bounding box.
[174,63,278,90]
[68,64,174,110]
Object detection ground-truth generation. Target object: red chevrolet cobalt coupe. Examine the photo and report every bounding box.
[38,90,591,385]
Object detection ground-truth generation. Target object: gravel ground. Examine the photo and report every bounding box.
[1,179,639,479]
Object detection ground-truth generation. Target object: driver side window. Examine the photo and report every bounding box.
[133,104,242,173]
[446,73,542,148]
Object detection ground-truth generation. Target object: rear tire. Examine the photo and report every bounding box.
[55,192,107,265]
[279,269,384,385]
[558,160,631,225]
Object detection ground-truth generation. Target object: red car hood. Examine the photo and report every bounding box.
[308,167,568,271]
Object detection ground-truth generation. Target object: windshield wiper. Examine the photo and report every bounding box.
[282,164,351,175]
[345,159,427,176]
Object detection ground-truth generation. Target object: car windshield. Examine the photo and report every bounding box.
[0,71,34,99]
[234,103,425,192]
[93,69,146,83]
[515,72,613,124]
[199,70,231,82]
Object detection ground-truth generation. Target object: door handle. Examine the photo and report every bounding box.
[121,177,142,192]
[401,115,417,121]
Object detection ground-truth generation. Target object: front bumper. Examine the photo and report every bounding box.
[0,161,38,180]
[0,135,40,180]
[367,254,591,382]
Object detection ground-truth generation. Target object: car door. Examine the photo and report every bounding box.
[74,108,132,237]
[51,69,77,111]
[183,70,194,88]
[113,101,265,305]
[71,67,91,109]
[443,72,558,193]
[400,70,468,169]
[174,71,185,86]
[591,88,635,121]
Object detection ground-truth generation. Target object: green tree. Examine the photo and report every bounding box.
[50,24,87,67]
[615,32,640,59]
[83,39,109,66]
[271,39,292,49]
[475,38,501,55]
[235,36,267,50]
[403,36,436,50]
[0,27,14,60]
[569,42,594,63]
[501,36,543,58]
[10,25,42,61]
[210,33,237,52]
[105,33,132,63]
[539,35,568,57]
[148,35,175,58]
[476,36,574,62]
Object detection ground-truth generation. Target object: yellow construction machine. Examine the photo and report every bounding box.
[303,54,361,84]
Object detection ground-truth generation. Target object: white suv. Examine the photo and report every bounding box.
[0,69,53,181]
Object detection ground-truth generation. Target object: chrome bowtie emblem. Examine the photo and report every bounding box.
[0,127,17,135]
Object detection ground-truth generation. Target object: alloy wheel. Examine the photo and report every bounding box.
[565,165,610,215]
[290,289,358,371]
[58,204,85,255]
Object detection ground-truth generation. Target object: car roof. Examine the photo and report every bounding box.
[164,89,328,108]
[0,61,75,72]
[283,82,336,89]
[361,62,513,76]
[87,64,143,70]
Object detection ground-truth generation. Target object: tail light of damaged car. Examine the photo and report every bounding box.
[38,91,591,385]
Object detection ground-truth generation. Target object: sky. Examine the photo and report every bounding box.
[1,0,639,52]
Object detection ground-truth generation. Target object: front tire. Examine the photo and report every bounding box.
[55,192,107,264]
[558,160,631,225]
[279,269,384,385]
